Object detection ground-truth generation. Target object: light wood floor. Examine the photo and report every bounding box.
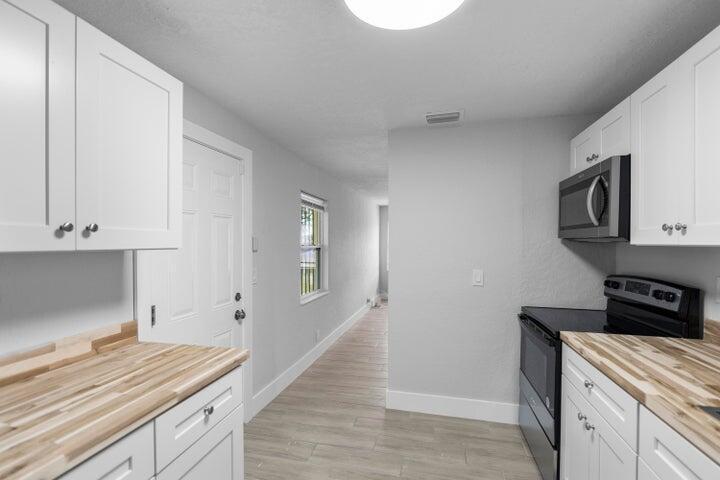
[245,303,541,480]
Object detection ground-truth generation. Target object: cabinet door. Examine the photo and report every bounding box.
[589,409,637,480]
[76,19,182,250]
[638,459,662,480]
[570,125,601,173]
[0,0,75,252]
[630,61,685,245]
[158,404,244,480]
[599,98,631,160]
[561,376,592,480]
[677,26,720,245]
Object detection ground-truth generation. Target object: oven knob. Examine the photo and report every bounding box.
[652,290,665,300]
[604,280,620,289]
[664,292,677,303]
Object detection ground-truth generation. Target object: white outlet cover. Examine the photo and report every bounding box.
[473,269,484,287]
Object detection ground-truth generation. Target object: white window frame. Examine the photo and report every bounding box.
[299,191,329,304]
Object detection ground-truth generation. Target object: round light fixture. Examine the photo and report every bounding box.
[344,0,465,30]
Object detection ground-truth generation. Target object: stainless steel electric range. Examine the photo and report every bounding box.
[517,275,703,480]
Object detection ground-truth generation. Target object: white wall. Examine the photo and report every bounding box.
[379,205,389,296]
[387,116,614,421]
[0,251,134,354]
[183,86,380,400]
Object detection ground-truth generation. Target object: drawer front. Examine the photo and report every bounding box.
[155,367,243,471]
[158,404,244,480]
[562,344,638,449]
[60,422,154,480]
[639,406,720,480]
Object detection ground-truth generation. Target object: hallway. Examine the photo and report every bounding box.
[245,304,541,480]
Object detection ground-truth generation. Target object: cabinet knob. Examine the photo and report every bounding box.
[674,223,687,232]
[235,309,246,321]
[583,380,594,389]
[577,412,587,422]
[586,153,599,162]
[203,405,214,417]
[59,222,74,233]
[235,292,242,302]
[85,223,99,233]
[662,223,673,232]
[584,422,596,431]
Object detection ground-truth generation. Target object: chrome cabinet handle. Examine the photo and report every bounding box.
[577,413,587,422]
[675,223,687,232]
[584,422,595,431]
[203,406,214,417]
[59,222,74,233]
[85,223,99,233]
[583,380,594,389]
[662,223,673,232]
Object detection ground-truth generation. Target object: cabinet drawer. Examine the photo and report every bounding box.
[158,404,244,480]
[562,344,638,449]
[60,422,154,480]
[639,406,720,480]
[155,367,243,471]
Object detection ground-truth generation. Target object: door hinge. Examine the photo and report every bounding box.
[151,305,156,327]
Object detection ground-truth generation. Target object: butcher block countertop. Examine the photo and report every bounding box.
[561,321,720,465]
[0,321,249,480]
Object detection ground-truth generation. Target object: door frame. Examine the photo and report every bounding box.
[135,120,254,422]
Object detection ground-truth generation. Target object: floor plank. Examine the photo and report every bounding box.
[245,303,541,480]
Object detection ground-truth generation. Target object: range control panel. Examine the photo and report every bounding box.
[603,276,683,312]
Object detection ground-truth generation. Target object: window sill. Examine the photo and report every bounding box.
[300,290,330,305]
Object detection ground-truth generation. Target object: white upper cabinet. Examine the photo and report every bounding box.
[570,99,630,174]
[0,0,182,252]
[631,25,720,246]
[76,20,182,250]
[630,61,685,246]
[676,26,720,245]
[0,0,75,252]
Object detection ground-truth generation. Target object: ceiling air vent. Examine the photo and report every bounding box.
[425,110,464,126]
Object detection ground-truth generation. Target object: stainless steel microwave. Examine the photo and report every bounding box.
[558,155,630,241]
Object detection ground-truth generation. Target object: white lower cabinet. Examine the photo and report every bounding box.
[561,347,720,480]
[62,368,243,480]
[158,405,244,480]
[561,376,636,480]
[639,406,720,480]
[60,422,155,480]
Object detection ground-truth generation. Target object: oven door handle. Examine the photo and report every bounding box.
[519,314,556,347]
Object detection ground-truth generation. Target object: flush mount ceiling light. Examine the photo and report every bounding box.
[344,0,465,30]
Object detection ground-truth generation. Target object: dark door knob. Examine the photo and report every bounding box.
[235,292,242,302]
[234,309,246,321]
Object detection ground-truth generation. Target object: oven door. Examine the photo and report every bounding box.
[519,314,557,416]
[558,164,609,239]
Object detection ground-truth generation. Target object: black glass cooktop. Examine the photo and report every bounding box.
[520,306,609,337]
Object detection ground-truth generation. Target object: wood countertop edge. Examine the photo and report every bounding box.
[45,350,248,480]
[2,347,250,480]
[560,332,720,466]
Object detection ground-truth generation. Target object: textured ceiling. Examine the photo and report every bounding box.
[55,0,720,200]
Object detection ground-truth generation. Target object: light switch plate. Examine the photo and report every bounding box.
[473,269,484,287]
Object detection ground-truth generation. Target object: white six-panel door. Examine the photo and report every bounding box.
[137,136,245,348]
[0,0,75,252]
[76,19,182,250]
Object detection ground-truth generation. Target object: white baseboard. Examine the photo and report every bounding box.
[250,302,371,418]
[386,389,519,425]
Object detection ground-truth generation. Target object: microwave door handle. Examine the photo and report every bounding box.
[586,175,602,226]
